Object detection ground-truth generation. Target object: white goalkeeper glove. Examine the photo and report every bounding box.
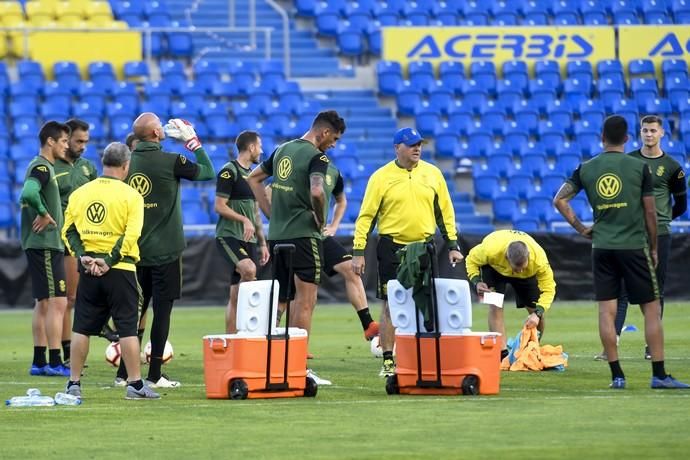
[164,118,202,152]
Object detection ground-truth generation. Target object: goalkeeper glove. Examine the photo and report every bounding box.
[164,118,202,152]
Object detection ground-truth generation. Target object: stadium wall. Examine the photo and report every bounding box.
[3,234,690,308]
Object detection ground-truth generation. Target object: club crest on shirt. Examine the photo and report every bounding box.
[82,165,90,176]
[277,157,293,180]
[656,165,665,177]
[220,170,231,180]
[86,201,107,225]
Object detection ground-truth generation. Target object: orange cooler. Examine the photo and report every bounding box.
[393,332,501,395]
[203,328,311,399]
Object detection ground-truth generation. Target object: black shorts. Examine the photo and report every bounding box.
[137,258,182,302]
[25,248,66,300]
[216,237,257,284]
[322,236,352,277]
[593,248,659,304]
[480,265,540,309]
[269,237,323,302]
[377,236,405,300]
[72,267,141,338]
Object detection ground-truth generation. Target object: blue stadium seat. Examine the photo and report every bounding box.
[503,129,529,156]
[295,0,318,16]
[88,61,116,89]
[433,126,460,158]
[582,5,609,24]
[414,107,442,137]
[597,59,624,77]
[409,61,436,93]
[486,153,515,178]
[106,101,137,119]
[396,83,422,116]
[665,76,689,103]
[337,24,365,56]
[376,60,403,95]
[470,61,496,78]
[144,81,173,108]
[111,82,139,109]
[10,82,39,107]
[506,173,533,199]
[473,169,500,200]
[540,172,568,197]
[514,108,539,136]
[228,61,257,95]
[123,61,149,80]
[315,3,342,37]
[573,119,600,137]
[53,61,81,93]
[566,60,593,79]
[563,77,592,105]
[480,112,506,136]
[492,193,520,222]
[520,152,548,178]
[662,58,688,77]
[17,60,44,90]
[447,110,473,136]
[578,99,606,123]
[578,133,603,157]
[644,98,673,117]
[554,154,581,177]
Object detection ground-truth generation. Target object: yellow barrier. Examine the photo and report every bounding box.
[382,26,616,73]
[27,31,141,79]
[619,25,690,70]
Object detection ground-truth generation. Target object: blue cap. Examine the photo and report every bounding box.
[393,127,424,146]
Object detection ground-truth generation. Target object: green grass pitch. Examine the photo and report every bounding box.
[1,301,688,459]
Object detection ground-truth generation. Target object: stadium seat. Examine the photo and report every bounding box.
[123,61,149,80]
[17,60,45,90]
[486,153,514,178]
[492,193,520,222]
[644,98,673,117]
[506,173,534,199]
[473,170,500,200]
[520,152,548,178]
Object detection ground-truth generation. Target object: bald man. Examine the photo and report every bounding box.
[114,114,215,388]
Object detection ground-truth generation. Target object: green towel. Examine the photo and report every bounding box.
[396,242,434,330]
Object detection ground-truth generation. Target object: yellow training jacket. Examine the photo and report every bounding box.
[353,159,457,254]
[62,176,144,271]
[465,230,556,310]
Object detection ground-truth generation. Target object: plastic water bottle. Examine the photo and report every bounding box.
[54,392,81,406]
[5,395,55,407]
[26,388,41,396]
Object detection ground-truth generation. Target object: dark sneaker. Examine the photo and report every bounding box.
[610,377,626,389]
[44,364,70,377]
[651,375,690,389]
[66,382,82,398]
[29,364,47,376]
[364,321,380,341]
[125,383,161,400]
[379,358,395,377]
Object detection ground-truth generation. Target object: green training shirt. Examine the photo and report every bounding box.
[259,139,329,240]
[215,160,258,242]
[628,149,686,236]
[126,141,214,266]
[567,151,654,250]
[54,156,98,212]
[323,162,344,219]
[20,156,64,251]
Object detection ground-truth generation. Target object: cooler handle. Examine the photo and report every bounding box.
[480,335,497,347]
[209,337,227,352]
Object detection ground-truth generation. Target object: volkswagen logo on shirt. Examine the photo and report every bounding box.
[277,157,293,180]
[128,173,153,197]
[596,174,622,200]
[86,201,107,225]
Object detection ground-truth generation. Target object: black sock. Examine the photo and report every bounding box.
[62,340,71,362]
[148,357,163,382]
[33,346,47,367]
[609,360,625,380]
[128,379,144,390]
[116,358,128,380]
[137,328,145,345]
[652,361,667,379]
[147,298,173,382]
[49,348,63,367]
[357,308,373,330]
[501,349,509,361]
[382,351,393,361]
[68,380,80,387]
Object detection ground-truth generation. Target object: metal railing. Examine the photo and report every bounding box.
[0,25,275,67]
[264,0,291,79]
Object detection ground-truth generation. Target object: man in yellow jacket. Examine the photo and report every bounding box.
[465,230,556,361]
[352,127,463,377]
[61,142,159,400]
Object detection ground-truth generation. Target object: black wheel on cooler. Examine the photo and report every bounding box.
[385,374,399,395]
[229,379,249,400]
[304,376,318,397]
[461,375,479,395]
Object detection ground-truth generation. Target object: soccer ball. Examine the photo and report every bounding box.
[144,340,174,364]
[105,341,121,367]
[370,336,395,358]
[370,335,384,358]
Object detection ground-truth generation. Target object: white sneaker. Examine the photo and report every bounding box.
[113,377,127,387]
[146,374,181,388]
[307,369,332,386]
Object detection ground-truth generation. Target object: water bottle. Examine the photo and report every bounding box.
[26,388,41,396]
[5,395,55,407]
[54,392,82,406]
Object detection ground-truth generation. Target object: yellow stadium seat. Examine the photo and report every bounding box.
[0,34,8,59]
[57,16,87,28]
[85,2,112,20]
[26,0,61,5]
[88,16,127,29]
[8,21,30,57]
[25,2,57,20]
[0,2,25,25]
[55,1,85,20]
[28,16,58,27]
